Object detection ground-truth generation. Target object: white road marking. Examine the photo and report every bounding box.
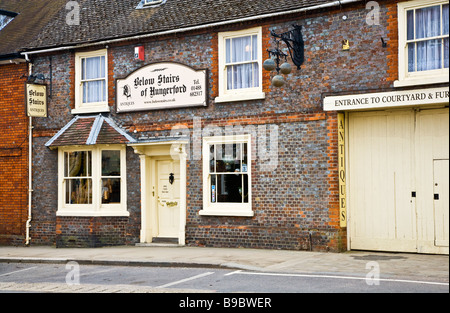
[156,272,215,288]
[0,266,38,277]
[224,270,242,276]
[80,268,115,277]
[225,271,449,286]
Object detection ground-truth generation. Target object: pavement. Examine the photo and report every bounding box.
[0,245,448,285]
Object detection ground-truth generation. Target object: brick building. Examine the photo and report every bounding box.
[8,0,449,253]
[0,0,66,245]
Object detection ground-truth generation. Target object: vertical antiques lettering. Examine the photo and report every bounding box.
[338,113,347,227]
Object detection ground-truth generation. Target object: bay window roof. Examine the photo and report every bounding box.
[46,115,136,148]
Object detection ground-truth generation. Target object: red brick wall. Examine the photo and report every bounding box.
[0,62,29,245]
[28,0,402,251]
[386,0,399,83]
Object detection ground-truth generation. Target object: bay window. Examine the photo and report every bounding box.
[58,145,128,216]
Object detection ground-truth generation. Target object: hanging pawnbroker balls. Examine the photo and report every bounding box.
[263,58,276,72]
[272,75,285,87]
[280,62,292,75]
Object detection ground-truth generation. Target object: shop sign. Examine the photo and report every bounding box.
[26,83,47,117]
[338,113,346,228]
[324,87,449,111]
[116,62,207,112]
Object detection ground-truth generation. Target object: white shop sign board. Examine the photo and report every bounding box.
[116,62,207,113]
[324,87,449,111]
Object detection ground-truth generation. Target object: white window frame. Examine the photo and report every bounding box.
[0,14,14,31]
[201,135,253,217]
[395,0,449,87]
[143,0,163,6]
[73,49,109,114]
[57,145,128,217]
[215,27,265,103]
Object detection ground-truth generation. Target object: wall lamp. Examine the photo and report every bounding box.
[263,24,305,87]
[27,74,46,83]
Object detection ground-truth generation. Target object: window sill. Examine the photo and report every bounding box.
[71,105,110,115]
[199,209,254,217]
[394,74,449,88]
[56,209,130,217]
[215,92,265,104]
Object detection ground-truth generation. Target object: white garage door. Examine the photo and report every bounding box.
[348,108,449,254]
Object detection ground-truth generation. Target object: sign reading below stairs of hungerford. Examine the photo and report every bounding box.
[116,62,208,113]
[26,83,47,117]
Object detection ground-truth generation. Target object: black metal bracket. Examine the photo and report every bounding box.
[21,56,53,98]
[269,24,305,70]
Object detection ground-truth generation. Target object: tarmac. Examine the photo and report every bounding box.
[0,245,448,286]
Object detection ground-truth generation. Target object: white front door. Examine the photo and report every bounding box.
[157,160,180,238]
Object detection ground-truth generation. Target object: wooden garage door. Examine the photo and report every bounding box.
[415,109,449,254]
[348,108,449,254]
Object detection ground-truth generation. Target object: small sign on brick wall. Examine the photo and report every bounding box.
[26,83,47,117]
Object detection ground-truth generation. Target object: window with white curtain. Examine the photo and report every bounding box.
[81,55,106,104]
[225,35,259,90]
[74,49,109,113]
[216,27,265,103]
[397,0,449,87]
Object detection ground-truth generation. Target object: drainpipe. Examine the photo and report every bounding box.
[25,57,33,246]
[26,116,33,245]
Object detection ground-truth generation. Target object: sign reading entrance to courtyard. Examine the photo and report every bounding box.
[324,87,449,111]
[26,83,47,117]
[116,62,207,112]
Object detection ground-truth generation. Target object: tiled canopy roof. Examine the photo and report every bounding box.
[22,0,356,51]
[45,115,136,148]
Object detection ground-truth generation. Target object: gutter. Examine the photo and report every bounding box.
[21,0,361,57]
[0,53,26,65]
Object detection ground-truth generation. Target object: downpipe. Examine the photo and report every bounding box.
[25,58,33,245]
[26,116,33,246]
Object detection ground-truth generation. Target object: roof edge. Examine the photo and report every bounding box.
[21,0,362,56]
